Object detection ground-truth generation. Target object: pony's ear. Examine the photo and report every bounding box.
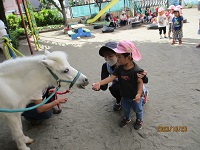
[44,50,51,55]
[41,59,55,67]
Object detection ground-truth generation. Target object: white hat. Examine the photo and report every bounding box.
[168,5,175,10]
[122,11,126,14]
[158,7,164,13]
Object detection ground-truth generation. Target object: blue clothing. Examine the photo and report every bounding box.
[22,103,53,121]
[172,16,183,30]
[22,86,55,121]
[122,97,143,120]
[105,13,111,22]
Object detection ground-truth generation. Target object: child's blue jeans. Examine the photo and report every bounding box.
[122,97,143,120]
[22,103,53,121]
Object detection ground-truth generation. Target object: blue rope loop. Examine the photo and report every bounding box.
[0,86,60,113]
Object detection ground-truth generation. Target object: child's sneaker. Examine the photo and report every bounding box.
[134,119,143,130]
[113,103,121,111]
[53,108,62,114]
[171,40,175,45]
[142,90,149,105]
[119,117,131,128]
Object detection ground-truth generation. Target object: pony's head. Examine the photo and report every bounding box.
[41,50,89,89]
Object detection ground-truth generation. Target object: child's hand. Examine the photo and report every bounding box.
[133,94,141,103]
[58,97,68,104]
[92,82,100,91]
[137,71,147,78]
[49,88,56,94]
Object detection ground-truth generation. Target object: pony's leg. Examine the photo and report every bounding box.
[17,113,34,144]
[7,114,32,150]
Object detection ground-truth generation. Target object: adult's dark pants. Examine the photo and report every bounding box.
[109,22,116,28]
[120,20,127,26]
[109,82,121,104]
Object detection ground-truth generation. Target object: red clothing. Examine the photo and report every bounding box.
[155,7,159,13]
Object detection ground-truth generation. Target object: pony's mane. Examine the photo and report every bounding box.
[46,51,68,65]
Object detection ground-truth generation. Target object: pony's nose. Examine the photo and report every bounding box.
[84,78,88,82]
[84,78,89,83]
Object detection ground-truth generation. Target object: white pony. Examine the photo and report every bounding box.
[0,19,7,49]
[0,50,89,150]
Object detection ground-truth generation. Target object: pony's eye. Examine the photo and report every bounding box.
[64,68,69,73]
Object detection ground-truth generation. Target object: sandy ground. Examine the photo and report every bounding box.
[0,8,200,150]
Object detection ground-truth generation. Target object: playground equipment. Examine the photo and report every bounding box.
[22,0,40,50]
[67,24,91,39]
[129,0,168,16]
[86,0,119,24]
[0,20,24,60]
[102,26,114,33]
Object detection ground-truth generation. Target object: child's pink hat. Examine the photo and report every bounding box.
[176,5,183,9]
[168,5,175,10]
[113,40,141,61]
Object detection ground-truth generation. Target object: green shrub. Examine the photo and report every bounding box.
[8,28,26,49]
[34,9,63,26]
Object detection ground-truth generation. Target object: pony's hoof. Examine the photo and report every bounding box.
[25,136,34,144]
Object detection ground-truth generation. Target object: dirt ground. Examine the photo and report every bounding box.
[0,8,200,150]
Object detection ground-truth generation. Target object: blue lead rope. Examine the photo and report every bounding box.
[0,87,60,113]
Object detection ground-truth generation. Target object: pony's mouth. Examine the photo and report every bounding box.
[78,82,89,89]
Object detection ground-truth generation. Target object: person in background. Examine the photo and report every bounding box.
[171,7,183,45]
[167,5,175,39]
[119,11,128,26]
[196,16,200,48]
[105,12,116,28]
[157,7,167,39]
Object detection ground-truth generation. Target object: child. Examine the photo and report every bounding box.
[167,5,175,39]
[171,7,183,45]
[98,42,148,111]
[22,87,68,125]
[93,40,145,129]
[157,7,167,39]
[196,16,200,48]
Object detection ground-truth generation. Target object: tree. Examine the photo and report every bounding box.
[94,0,103,12]
[40,0,68,26]
[94,0,103,21]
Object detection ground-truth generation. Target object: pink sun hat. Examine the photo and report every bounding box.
[113,40,141,61]
[168,5,175,10]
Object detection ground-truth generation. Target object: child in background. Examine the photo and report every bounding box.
[171,7,183,45]
[167,5,175,39]
[93,40,145,129]
[196,16,200,48]
[157,7,167,39]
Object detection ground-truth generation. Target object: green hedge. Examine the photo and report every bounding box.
[6,9,63,49]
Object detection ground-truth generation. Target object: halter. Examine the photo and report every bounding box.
[46,67,81,89]
[0,67,81,113]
